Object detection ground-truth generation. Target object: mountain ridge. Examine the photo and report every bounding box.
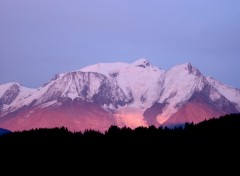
[0,59,239,131]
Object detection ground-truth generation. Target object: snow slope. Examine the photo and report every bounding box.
[81,58,165,109]
[155,63,206,123]
[206,77,240,110]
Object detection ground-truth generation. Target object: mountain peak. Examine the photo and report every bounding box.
[0,82,21,96]
[132,58,151,68]
[173,62,201,76]
[182,62,193,68]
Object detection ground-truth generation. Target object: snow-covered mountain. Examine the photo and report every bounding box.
[0,59,239,131]
[0,82,36,115]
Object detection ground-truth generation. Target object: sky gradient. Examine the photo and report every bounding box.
[0,0,240,88]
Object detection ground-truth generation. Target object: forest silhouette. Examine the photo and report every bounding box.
[0,114,239,150]
[0,114,240,174]
[0,113,239,170]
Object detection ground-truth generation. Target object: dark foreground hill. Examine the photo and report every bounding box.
[0,128,10,135]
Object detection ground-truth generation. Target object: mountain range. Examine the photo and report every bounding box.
[0,59,239,132]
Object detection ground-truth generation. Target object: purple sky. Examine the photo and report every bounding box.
[0,0,240,88]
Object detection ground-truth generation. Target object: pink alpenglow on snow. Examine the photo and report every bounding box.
[0,59,239,131]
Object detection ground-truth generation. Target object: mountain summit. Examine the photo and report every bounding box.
[0,60,239,131]
[132,58,151,67]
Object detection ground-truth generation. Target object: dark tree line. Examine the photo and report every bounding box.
[0,113,239,161]
[0,114,239,140]
[0,113,239,147]
[0,113,239,172]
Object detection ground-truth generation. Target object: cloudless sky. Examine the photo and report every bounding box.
[0,0,240,88]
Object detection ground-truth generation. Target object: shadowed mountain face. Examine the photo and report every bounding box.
[0,84,20,105]
[0,128,11,135]
[143,102,167,126]
[0,59,239,131]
